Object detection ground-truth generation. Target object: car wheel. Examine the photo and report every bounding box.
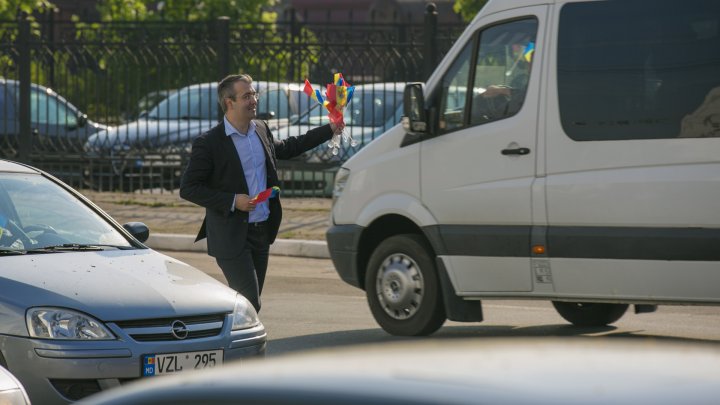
[365,234,446,336]
[552,301,628,327]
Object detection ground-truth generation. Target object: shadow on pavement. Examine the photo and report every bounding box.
[267,323,720,356]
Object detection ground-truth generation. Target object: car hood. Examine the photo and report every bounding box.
[85,119,215,152]
[0,249,236,329]
[274,124,383,163]
[274,124,379,141]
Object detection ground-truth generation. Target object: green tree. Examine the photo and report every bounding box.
[453,0,488,22]
[95,0,276,22]
[0,0,54,20]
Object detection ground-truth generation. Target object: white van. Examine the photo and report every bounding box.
[326,0,720,336]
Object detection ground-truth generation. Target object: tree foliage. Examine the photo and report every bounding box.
[95,0,276,23]
[453,0,488,22]
[0,0,53,21]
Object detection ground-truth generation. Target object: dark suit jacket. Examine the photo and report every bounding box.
[179,120,333,259]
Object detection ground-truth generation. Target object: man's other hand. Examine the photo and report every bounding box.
[235,194,257,212]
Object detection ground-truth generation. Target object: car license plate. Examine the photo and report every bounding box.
[142,349,223,376]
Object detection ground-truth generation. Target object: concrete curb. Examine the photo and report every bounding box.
[146,233,330,259]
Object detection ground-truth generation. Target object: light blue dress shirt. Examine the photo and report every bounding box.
[224,117,269,223]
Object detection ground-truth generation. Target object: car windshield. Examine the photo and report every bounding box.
[146,87,217,121]
[0,173,132,252]
[145,84,311,122]
[297,89,402,127]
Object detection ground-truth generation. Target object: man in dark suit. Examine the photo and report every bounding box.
[180,74,343,312]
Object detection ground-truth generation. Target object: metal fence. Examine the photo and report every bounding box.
[0,5,465,196]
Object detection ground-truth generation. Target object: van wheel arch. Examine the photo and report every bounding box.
[357,215,425,290]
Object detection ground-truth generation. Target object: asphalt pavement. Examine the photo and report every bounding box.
[81,190,333,258]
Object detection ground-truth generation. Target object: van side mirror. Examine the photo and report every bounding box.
[402,83,427,134]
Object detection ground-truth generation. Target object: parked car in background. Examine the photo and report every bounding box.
[272,83,404,197]
[120,89,177,123]
[83,81,315,191]
[0,158,266,404]
[0,78,109,157]
[275,82,405,163]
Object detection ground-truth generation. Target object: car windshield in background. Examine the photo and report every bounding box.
[0,173,132,251]
[145,84,314,122]
[298,90,402,127]
[146,86,216,120]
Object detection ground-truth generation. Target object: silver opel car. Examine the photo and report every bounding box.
[0,159,266,404]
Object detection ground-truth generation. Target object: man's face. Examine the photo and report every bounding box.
[228,80,258,121]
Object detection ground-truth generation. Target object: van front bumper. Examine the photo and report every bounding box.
[326,224,364,289]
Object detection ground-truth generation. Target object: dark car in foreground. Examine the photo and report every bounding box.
[0,159,265,404]
[79,338,720,405]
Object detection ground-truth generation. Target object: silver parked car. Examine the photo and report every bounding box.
[272,83,404,197]
[0,366,30,405]
[0,159,265,404]
[275,82,405,163]
[83,81,315,191]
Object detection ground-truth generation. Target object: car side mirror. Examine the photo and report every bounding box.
[402,83,427,134]
[123,222,149,243]
[68,113,88,130]
[257,111,276,120]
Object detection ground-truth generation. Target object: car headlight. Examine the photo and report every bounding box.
[332,167,350,206]
[26,308,115,340]
[231,295,260,330]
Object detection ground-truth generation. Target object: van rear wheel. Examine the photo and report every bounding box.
[365,234,446,336]
[552,301,628,327]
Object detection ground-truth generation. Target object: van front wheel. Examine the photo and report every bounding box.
[365,234,446,336]
[552,301,628,327]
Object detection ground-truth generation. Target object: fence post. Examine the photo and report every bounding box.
[216,16,230,123]
[289,8,298,82]
[18,14,32,164]
[423,2,438,80]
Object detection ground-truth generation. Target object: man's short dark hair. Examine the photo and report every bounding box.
[218,74,253,113]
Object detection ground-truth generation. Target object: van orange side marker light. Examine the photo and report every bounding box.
[532,245,546,255]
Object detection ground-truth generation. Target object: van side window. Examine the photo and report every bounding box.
[558,0,720,140]
[438,18,538,133]
[438,43,472,132]
[470,19,538,126]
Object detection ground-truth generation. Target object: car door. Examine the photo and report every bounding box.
[420,6,547,293]
[545,0,720,302]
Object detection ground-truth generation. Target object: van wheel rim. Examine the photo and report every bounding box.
[375,253,424,320]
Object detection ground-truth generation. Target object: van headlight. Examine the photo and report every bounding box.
[332,167,350,205]
[231,295,260,330]
[26,308,115,340]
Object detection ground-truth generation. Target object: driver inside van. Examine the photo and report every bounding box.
[472,41,534,123]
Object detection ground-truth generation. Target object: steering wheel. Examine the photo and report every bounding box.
[472,93,511,122]
[0,218,34,249]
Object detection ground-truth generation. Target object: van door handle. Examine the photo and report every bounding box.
[501,147,530,156]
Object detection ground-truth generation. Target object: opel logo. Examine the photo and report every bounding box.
[170,320,189,340]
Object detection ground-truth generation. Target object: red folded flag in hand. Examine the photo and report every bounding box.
[251,186,280,203]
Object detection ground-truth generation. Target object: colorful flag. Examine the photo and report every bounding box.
[523,42,535,63]
[251,186,281,203]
